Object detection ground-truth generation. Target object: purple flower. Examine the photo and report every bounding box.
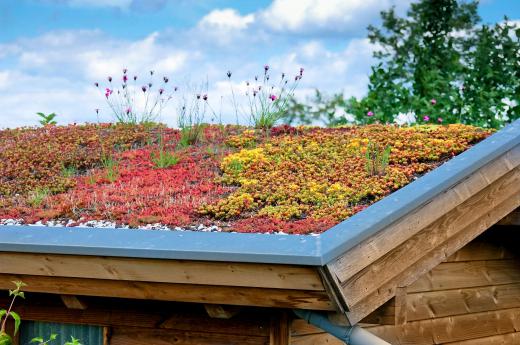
[107,76,112,82]
[264,65,269,72]
[269,94,277,101]
[126,107,131,114]
[227,71,232,78]
[104,88,113,98]
[367,111,374,117]
[123,68,127,74]
[423,115,430,122]
[437,117,443,123]
[299,67,304,76]
[94,82,99,87]
[431,98,437,105]
[294,75,302,81]
[123,75,128,83]
[159,88,164,95]
[202,94,208,101]
[163,76,169,83]
[141,86,147,93]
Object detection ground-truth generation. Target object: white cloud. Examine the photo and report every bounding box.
[199,9,255,31]
[259,0,412,35]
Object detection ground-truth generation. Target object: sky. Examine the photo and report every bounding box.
[0,0,518,128]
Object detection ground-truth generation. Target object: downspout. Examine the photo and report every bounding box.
[293,309,391,345]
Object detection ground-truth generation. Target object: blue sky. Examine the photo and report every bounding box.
[0,0,518,127]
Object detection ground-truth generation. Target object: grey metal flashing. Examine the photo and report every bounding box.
[0,119,519,266]
[0,226,322,265]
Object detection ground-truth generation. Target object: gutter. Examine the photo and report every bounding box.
[293,309,391,345]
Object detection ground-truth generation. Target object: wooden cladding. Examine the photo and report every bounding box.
[0,274,334,310]
[0,251,331,311]
[326,145,520,324]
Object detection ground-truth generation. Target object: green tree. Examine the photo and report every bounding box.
[349,0,519,127]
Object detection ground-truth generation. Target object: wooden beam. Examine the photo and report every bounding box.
[0,253,324,291]
[340,166,520,307]
[407,282,520,322]
[204,305,242,319]
[344,186,520,324]
[0,274,334,310]
[270,312,290,345]
[327,147,520,284]
[60,295,88,310]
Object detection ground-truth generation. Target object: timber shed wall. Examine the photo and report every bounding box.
[0,294,292,345]
[290,224,520,345]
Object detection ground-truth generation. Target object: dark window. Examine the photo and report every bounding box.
[19,321,103,345]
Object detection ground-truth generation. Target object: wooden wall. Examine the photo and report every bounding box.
[0,294,291,345]
[290,226,520,344]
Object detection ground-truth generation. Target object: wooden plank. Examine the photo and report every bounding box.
[0,274,334,310]
[110,326,269,345]
[340,166,520,307]
[270,312,290,345]
[0,253,324,291]
[60,295,88,310]
[290,332,342,345]
[344,189,520,324]
[445,238,515,262]
[290,319,324,337]
[409,260,520,293]
[407,283,520,322]
[328,147,520,284]
[394,287,407,325]
[367,308,520,345]
[443,332,520,345]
